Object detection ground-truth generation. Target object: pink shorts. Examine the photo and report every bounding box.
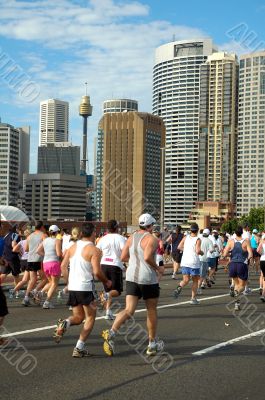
[43,261,61,277]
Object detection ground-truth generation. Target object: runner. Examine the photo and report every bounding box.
[257,234,265,301]
[53,223,112,357]
[37,225,62,309]
[173,223,203,304]
[22,221,46,306]
[0,225,21,287]
[161,226,170,262]
[12,228,32,296]
[153,226,164,271]
[209,230,223,283]
[250,229,260,274]
[198,228,214,293]
[0,266,8,346]
[167,226,183,279]
[101,213,165,357]
[223,226,253,311]
[96,220,126,320]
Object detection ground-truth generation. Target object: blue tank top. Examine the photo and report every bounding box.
[231,239,248,264]
[250,235,258,249]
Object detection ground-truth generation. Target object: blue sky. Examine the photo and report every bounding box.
[0,0,264,173]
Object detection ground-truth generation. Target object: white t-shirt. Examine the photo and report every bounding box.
[62,234,71,252]
[97,233,126,269]
[200,237,214,262]
[242,230,251,240]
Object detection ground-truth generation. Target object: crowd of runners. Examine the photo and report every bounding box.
[0,216,265,357]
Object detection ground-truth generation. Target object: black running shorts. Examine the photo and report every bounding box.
[101,264,123,294]
[0,286,8,317]
[26,262,41,272]
[67,291,95,307]
[126,281,160,300]
[260,261,265,277]
[1,259,21,277]
[172,250,182,263]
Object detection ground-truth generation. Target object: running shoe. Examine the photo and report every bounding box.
[43,301,55,309]
[229,286,235,297]
[105,310,115,320]
[146,340,164,356]
[201,283,206,289]
[21,298,30,307]
[190,298,200,305]
[234,301,240,311]
[9,289,15,299]
[243,288,252,295]
[101,329,115,356]
[33,291,43,305]
[53,319,68,343]
[173,285,182,298]
[72,347,93,358]
[172,273,177,280]
[99,291,109,308]
[210,279,215,285]
[260,296,265,302]
[206,280,212,288]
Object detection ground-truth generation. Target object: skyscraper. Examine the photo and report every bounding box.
[0,123,30,206]
[199,52,238,203]
[97,109,165,225]
[39,99,69,145]
[153,38,216,225]
[236,51,265,215]
[96,99,139,221]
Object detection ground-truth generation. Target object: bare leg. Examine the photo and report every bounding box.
[46,276,60,301]
[14,271,30,292]
[25,271,38,296]
[79,303,97,342]
[191,276,199,299]
[106,289,120,311]
[145,298,158,341]
[111,295,139,333]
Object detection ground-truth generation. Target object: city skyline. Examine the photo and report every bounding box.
[0,0,264,174]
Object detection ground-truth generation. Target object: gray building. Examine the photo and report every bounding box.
[0,123,30,206]
[24,173,86,221]
[38,142,80,175]
[236,51,265,216]
[153,39,217,225]
[39,99,69,145]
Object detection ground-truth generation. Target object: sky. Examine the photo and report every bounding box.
[0,0,264,173]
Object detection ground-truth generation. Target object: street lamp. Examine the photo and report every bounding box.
[160,139,199,228]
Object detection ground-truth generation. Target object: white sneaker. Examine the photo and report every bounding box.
[172,273,177,280]
[105,310,115,320]
[190,298,200,305]
[43,301,55,309]
[234,301,240,311]
[146,340,164,356]
[243,288,252,295]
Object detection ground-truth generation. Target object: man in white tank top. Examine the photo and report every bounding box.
[174,223,203,305]
[53,223,112,358]
[101,213,165,357]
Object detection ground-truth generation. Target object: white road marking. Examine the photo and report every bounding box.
[2,291,239,338]
[192,328,265,356]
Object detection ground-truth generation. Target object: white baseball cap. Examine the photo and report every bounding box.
[139,213,156,227]
[203,228,210,235]
[262,234,265,240]
[253,229,258,234]
[49,224,60,233]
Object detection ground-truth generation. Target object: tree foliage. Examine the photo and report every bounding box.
[220,207,265,234]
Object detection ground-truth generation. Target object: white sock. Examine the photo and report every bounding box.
[24,295,29,300]
[66,319,71,329]
[76,340,85,350]
[109,329,116,338]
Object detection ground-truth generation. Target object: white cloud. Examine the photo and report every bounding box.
[0,0,207,172]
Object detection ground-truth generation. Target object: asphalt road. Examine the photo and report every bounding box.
[1,269,265,400]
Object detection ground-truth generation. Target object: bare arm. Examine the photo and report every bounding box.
[90,247,111,287]
[120,237,132,262]
[222,240,233,258]
[24,236,30,252]
[246,241,253,260]
[12,241,22,253]
[37,243,44,256]
[257,242,263,255]
[61,248,71,283]
[195,238,203,256]
[143,236,158,270]
[55,239,62,258]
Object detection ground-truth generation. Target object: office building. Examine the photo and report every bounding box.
[96,99,139,221]
[199,52,238,203]
[0,123,30,206]
[24,173,86,221]
[98,110,165,225]
[39,99,69,145]
[236,51,265,216]
[37,142,80,175]
[153,38,217,225]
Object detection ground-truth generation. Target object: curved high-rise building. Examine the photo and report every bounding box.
[103,99,138,114]
[153,39,216,225]
[39,99,69,145]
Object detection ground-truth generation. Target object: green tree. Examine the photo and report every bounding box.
[220,218,239,234]
[221,207,265,234]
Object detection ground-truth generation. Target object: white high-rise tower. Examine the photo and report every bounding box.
[153,38,217,225]
[39,99,69,145]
